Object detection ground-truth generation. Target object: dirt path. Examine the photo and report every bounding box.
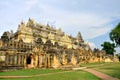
[83,68,119,80]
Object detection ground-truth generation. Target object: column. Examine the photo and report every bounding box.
[18,54,20,65]
[23,55,27,68]
[45,54,48,68]
[14,55,17,65]
[11,55,14,65]
[48,54,50,68]
[5,53,8,65]
[10,55,12,65]
[21,55,24,65]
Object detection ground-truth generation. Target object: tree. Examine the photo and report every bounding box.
[118,53,120,61]
[101,42,116,55]
[109,23,120,46]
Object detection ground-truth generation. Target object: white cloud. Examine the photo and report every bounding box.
[0,0,120,41]
[85,25,112,39]
[88,41,97,50]
[115,48,120,54]
[25,0,39,11]
[36,4,114,39]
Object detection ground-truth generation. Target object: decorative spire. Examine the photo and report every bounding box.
[26,18,35,27]
[21,19,25,24]
[46,21,50,27]
[77,32,83,43]
[17,20,26,31]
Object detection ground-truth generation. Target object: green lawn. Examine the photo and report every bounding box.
[81,62,120,79]
[1,62,120,80]
[0,69,63,76]
[0,69,101,80]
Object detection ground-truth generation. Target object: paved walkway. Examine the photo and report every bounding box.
[83,68,119,80]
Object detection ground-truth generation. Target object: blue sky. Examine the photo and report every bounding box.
[0,0,120,51]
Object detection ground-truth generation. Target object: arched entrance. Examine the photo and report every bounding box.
[26,54,33,68]
[26,56,31,64]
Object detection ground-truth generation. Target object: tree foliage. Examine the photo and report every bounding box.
[101,42,116,55]
[109,23,120,46]
[118,53,120,61]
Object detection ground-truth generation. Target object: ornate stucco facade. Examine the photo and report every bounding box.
[15,18,84,49]
[0,19,119,69]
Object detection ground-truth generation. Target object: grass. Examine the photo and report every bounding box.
[81,62,120,79]
[0,69,101,80]
[1,62,120,80]
[0,69,63,76]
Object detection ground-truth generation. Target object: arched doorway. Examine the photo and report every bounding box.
[26,54,32,65]
[26,57,31,64]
